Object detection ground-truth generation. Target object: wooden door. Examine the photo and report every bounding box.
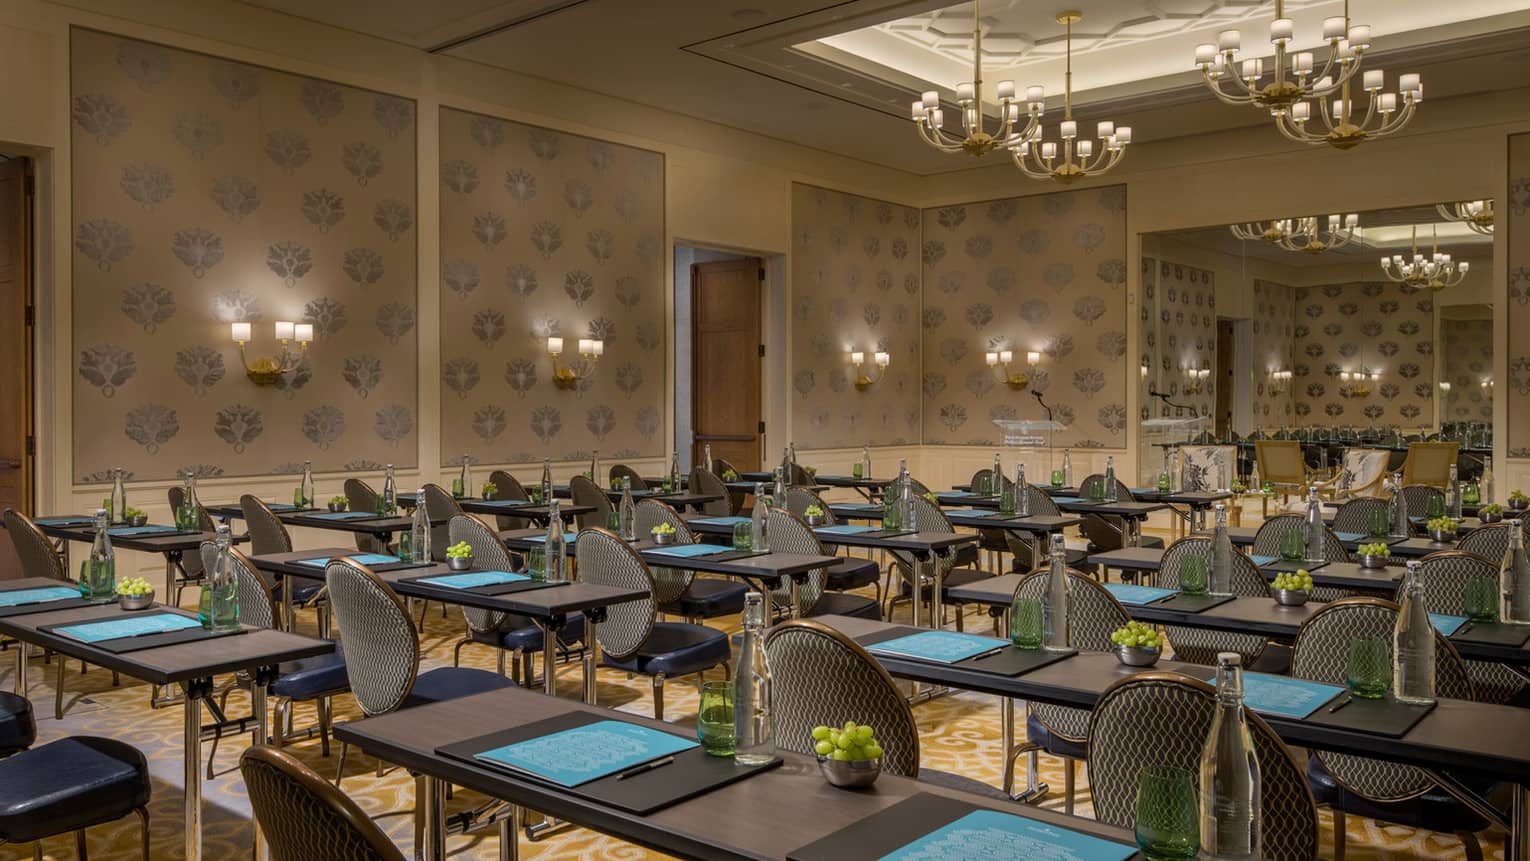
[1215,318,1234,439]
[691,258,762,472]
[0,158,31,580]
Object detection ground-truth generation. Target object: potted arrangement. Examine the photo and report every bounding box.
[123,507,148,528]
[1510,490,1529,513]
[651,522,677,545]
[1427,516,1459,545]
[481,480,499,500]
[1356,542,1390,570]
[803,504,827,527]
[812,722,883,789]
[1271,570,1314,606]
[116,577,155,611]
[722,468,739,482]
[327,495,348,513]
[1480,503,1504,524]
[445,541,474,571]
[1110,621,1162,666]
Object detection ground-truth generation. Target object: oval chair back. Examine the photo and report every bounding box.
[342,479,388,554]
[764,508,830,614]
[573,528,656,660]
[688,467,732,517]
[967,468,1013,495]
[3,509,66,580]
[241,495,294,556]
[241,745,406,861]
[418,484,462,562]
[783,487,832,524]
[889,496,957,589]
[1457,523,1518,565]
[1331,497,1389,536]
[1291,597,1473,800]
[763,619,919,777]
[1087,672,1319,861]
[632,499,696,605]
[608,464,647,492]
[447,514,515,634]
[1156,537,1270,664]
[324,558,419,716]
[711,458,746,515]
[1078,473,1134,502]
[1251,514,1346,562]
[1077,473,1137,554]
[1401,485,1445,522]
[200,541,277,629]
[1010,568,1130,744]
[485,470,530,531]
[568,475,614,531]
[1001,487,1063,570]
[1410,551,1524,705]
[168,486,216,581]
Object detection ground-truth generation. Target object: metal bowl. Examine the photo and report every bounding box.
[651,531,676,545]
[805,514,827,527]
[1480,511,1504,524]
[127,515,148,527]
[118,591,154,611]
[328,501,347,513]
[1274,588,1310,607]
[817,755,882,789]
[447,555,473,571]
[1114,645,1161,667]
[1358,554,1387,570]
[1430,528,1455,545]
[1510,499,1529,512]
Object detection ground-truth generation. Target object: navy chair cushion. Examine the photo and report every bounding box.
[954,544,981,567]
[825,557,880,591]
[807,592,881,620]
[1305,757,1497,834]
[1027,713,1088,760]
[0,736,150,842]
[482,613,586,653]
[270,642,349,700]
[659,579,749,620]
[0,691,35,757]
[602,623,731,678]
[403,667,516,710]
[274,580,324,605]
[919,767,1013,801]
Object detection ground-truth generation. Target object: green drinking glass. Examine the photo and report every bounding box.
[883,497,902,531]
[1464,575,1498,622]
[1010,597,1044,650]
[1279,527,1306,561]
[1089,482,1106,503]
[607,511,622,531]
[999,488,1016,516]
[1426,494,1446,519]
[1345,636,1390,699]
[526,547,546,582]
[1135,765,1199,861]
[697,681,736,756]
[1178,557,1208,596]
[1262,480,1274,494]
[528,485,543,505]
[1463,483,1481,505]
[1157,472,1172,493]
[451,478,464,499]
[1366,507,1391,539]
[732,522,753,552]
[293,487,304,507]
[851,463,863,479]
[1051,470,1065,489]
[974,473,992,496]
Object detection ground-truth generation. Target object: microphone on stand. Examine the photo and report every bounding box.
[1032,390,1053,422]
[1148,386,1193,416]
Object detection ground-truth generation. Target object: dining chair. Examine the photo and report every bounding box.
[632,499,748,623]
[484,470,531,531]
[1179,445,1237,491]
[240,495,326,627]
[576,528,731,720]
[608,464,646,491]
[568,475,614,530]
[686,467,732,517]
[965,468,1015,573]
[1312,449,1390,500]
[710,458,746,515]
[1154,537,1271,666]
[445,514,584,689]
[763,619,1009,799]
[0,691,34,757]
[999,487,1092,573]
[166,484,216,602]
[1402,442,1461,488]
[781,487,882,603]
[341,479,390,555]
[1005,568,1132,811]
[324,558,514,784]
[765,508,881,620]
[1255,439,1309,501]
[1251,514,1351,601]
[1086,672,1319,860]
[1290,597,1491,860]
[1401,485,1446,526]
[1076,473,1166,554]
[884,497,993,627]
[241,745,406,861]
[418,483,461,562]
[1411,551,1526,705]
[1331,497,1389,536]
[1457,522,1523,565]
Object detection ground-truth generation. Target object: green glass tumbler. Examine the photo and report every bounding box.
[851,463,863,479]
[1463,483,1481,505]
[1135,765,1199,861]
[1089,482,1106,503]
[1178,557,1208,596]
[999,488,1016,515]
[697,681,735,756]
[526,547,546,582]
[974,473,991,496]
[1366,507,1390,539]
[1464,575,1498,622]
[1426,494,1446,519]
[1345,636,1390,699]
[1279,526,1306,561]
[1051,470,1065,489]
[883,497,902,531]
[732,522,753,552]
[1010,597,1044,650]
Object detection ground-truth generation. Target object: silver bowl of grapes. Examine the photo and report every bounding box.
[1429,528,1455,545]
[817,755,882,789]
[1358,554,1387,570]
[1273,588,1310,607]
[1114,645,1161,667]
[118,590,155,611]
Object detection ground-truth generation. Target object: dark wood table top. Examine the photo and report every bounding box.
[496,529,841,584]
[278,511,414,535]
[1089,549,1402,590]
[0,578,332,685]
[36,522,238,553]
[1129,490,1235,506]
[332,686,1133,861]
[202,502,314,520]
[392,495,596,520]
[937,493,1168,519]
[548,487,723,509]
[812,614,1530,785]
[810,474,892,489]
[825,503,1081,534]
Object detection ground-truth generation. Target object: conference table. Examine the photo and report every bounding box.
[1086,547,1405,592]
[0,578,332,861]
[33,518,242,611]
[935,491,1167,547]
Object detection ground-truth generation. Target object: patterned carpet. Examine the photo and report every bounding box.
[0,552,1507,860]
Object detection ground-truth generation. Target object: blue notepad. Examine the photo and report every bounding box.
[107,525,180,537]
[419,571,528,589]
[941,509,1004,518]
[1334,531,1366,542]
[311,511,383,520]
[1102,583,1177,605]
[1052,497,1086,504]
[54,612,200,644]
[527,533,579,545]
[1250,554,1280,567]
[835,503,883,512]
[938,492,979,500]
[882,809,1136,861]
[693,516,750,526]
[1429,613,1469,636]
[35,516,94,527]
[474,719,697,787]
[0,587,81,608]
[645,544,729,559]
[475,500,530,508]
[814,524,879,535]
[866,631,1009,664]
[296,553,400,568]
[1215,671,1343,719]
[1129,487,1158,496]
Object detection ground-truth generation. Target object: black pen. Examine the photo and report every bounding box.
[615,756,674,781]
[970,647,1009,662]
[1327,695,1353,714]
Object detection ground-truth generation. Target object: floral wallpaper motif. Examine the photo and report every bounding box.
[1250,279,1296,424]
[1139,258,1215,421]
[1510,134,1530,457]
[71,29,418,480]
[438,107,664,465]
[921,186,1128,447]
[790,184,921,447]
[1288,281,1434,427]
[1440,319,1494,422]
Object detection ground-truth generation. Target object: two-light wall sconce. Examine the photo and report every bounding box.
[986,350,1040,390]
[849,350,890,390]
[1182,366,1211,395]
[548,336,604,388]
[232,321,313,385]
[1268,370,1292,396]
[1339,369,1379,398]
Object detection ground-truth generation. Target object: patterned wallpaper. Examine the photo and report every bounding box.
[1510,134,1530,457]
[1250,279,1296,425]
[1289,281,1434,427]
[920,186,1128,447]
[789,184,921,447]
[70,29,418,481]
[1440,319,1493,422]
[437,107,665,465]
[1139,258,1215,421]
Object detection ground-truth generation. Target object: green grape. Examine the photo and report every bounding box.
[836,734,856,751]
[811,726,831,741]
[830,749,851,761]
[815,740,835,756]
[863,743,884,760]
[855,725,875,742]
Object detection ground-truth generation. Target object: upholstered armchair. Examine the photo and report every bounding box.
[1310,448,1390,501]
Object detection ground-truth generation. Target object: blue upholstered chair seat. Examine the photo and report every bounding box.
[659,578,750,620]
[0,691,35,757]
[1010,547,1093,573]
[954,544,981,567]
[601,623,731,678]
[403,667,516,709]
[1026,712,1088,760]
[269,644,349,700]
[1305,757,1498,834]
[472,613,586,652]
[0,737,150,843]
[919,767,1013,801]
[273,580,324,605]
[896,567,993,599]
[825,557,880,591]
[807,592,881,620]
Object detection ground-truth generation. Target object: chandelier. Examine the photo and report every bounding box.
[1229,214,1359,253]
[910,1,1042,157]
[1193,1,1421,150]
[1436,200,1494,235]
[1379,225,1469,291]
[1007,12,1131,183]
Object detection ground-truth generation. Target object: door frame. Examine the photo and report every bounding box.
[0,155,34,517]
[688,254,764,470]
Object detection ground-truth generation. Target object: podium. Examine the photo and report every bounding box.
[994,419,1069,475]
[1140,414,1211,484]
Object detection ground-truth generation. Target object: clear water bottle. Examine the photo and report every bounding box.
[1305,487,1325,563]
[1250,459,1261,494]
[82,509,116,601]
[1501,522,1530,625]
[1061,448,1073,488]
[733,592,775,766]
[458,454,471,499]
[590,449,599,485]
[619,482,636,541]
[207,525,240,633]
[406,487,430,563]
[1388,473,1409,540]
[109,468,127,525]
[1199,653,1262,861]
[180,471,199,530]
[1171,447,1182,493]
[300,460,315,508]
[1482,456,1495,506]
[540,458,554,506]
[899,459,916,531]
[861,444,872,480]
[545,500,567,583]
[1016,462,1031,517]
[1103,456,1118,502]
[1043,542,1071,651]
[669,452,681,491]
[991,451,1003,497]
[751,483,770,552]
[1447,464,1462,520]
[381,464,397,515]
[773,465,787,503]
[702,443,714,475]
[1211,503,1235,596]
[1393,560,1436,705]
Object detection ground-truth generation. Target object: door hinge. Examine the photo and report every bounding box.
[757,344,765,358]
[25,436,35,456]
[758,421,766,434]
[23,305,34,326]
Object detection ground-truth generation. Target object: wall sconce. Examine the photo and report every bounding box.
[232,321,313,385]
[986,349,1040,390]
[1268,370,1292,396]
[1481,377,1493,390]
[1183,366,1211,395]
[1340,369,1377,398]
[548,336,603,389]
[850,350,889,390]
[1439,381,1452,395]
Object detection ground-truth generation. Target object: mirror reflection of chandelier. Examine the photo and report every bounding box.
[1435,200,1494,235]
[1229,214,1359,253]
[1379,225,1469,291]
[909,1,1042,157]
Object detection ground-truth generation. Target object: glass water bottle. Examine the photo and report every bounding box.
[733,592,775,766]
[109,468,127,525]
[540,458,554,506]
[300,460,315,509]
[1388,473,1410,540]
[860,444,872,480]
[381,464,397,515]
[751,483,770,552]
[205,524,240,633]
[1501,522,1530,625]
[991,451,1003,497]
[544,500,567,583]
[619,482,636,541]
[669,452,681,492]
[1447,464,1462,520]
[1393,560,1436,705]
[1103,456,1118,502]
[1305,488,1325,563]
[1061,448,1073,488]
[82,509,116,601]
[180,471,199,530]
[457,455,471,499]
[1043,543,1071,651]
[405,487,430,563]
[1199,653,1262,861]
[899,459,916,531]
[1211,503,1234,596]
[1016,462,1031,517]
[702,443,714,474]
[590,450,599,484]
[1482,456,1495,506]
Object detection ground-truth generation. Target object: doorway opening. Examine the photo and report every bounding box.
[675,246,763,473]
[0,154,35,580]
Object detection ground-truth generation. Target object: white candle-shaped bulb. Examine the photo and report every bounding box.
[294,323,314,343]
[1379,92,1397,112]
[1218,29,1240,51]
[547,336,564,355]
[231,322,252,343]
[1026,85,1045,103]
[997,80,1015,100]
[999,350,1014,365]
[1097,120,1115,138]
[592,339,604,357]
[956,82,975,102]
[922,90,939,109]
[1399,73,1421,94]
[1291,101,1311,121]
[1040,141,1057,159]
[1027,351,1041,365]
[1347,25,1371,49]
[1077,139,1094,158]
[874,351,889,368]
[986,352,999,367]
[852,351,865,365]
[1323,16,1346,39]
[1269,18,1292,43]
[1195,43,1217,65]
[1363,69,1384,91]
[910,100,924,120]
[1060,120,1077,139]
[1294,52,1313,74]
[274,320,295,341]
[1115,127,1132,144]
